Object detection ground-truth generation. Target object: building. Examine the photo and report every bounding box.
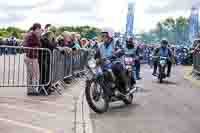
[189,2,199,42]
[126,2,135,37]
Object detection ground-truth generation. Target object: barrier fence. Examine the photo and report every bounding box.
[0,46,89,95]
[0,46,52,87]
[193,53,200,74]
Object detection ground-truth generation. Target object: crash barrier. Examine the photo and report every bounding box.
[193,53,200,74]
[0,46,89,95]
[0,46,52,88]
[72,50,88,74]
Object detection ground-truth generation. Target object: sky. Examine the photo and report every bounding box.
[0,0,199,33]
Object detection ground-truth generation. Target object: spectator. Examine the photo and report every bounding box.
[90,37,99,49]
[62,31,73,48]
[71,32,81,50]
[44,24,51,34]
[6,33,18,54]
[135,45,142,80]
[80,38,88,49]
[39,29,58,95]
[0,38,5,55]
[57,35,65,47]
[76,33,81,45]
[24,23,42,96]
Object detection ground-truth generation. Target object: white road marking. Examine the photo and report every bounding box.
[0,96,68,107]
[0,117,53,133]
[0,103,60,118]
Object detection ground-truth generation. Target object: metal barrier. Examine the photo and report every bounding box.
[193,53,200,74]
[72,50,88,74]
[52,49,73,84]
[0,46,52,88]
[0,46,89,95]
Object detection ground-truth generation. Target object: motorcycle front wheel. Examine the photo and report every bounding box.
[123,71,134,105]
[85,80,109,114]
[158,66,164,83]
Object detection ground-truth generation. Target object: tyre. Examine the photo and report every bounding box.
[158,66,164,83]
[85,81,109,114]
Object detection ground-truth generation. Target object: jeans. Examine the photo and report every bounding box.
[24,57,40,93]
[135,61,141,79]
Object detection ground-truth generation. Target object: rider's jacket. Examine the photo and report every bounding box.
[98,40,115,59]
[154,47,172,57]
[159,47,169,57]
[124,47,137,56]
[153,47,172,62]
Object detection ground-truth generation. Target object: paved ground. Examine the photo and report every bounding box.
[1,65,200,133]
[90,65,200,133]
[0,78,91,133]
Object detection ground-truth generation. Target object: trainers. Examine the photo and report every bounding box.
[152,73,157,76]
[167,73,170,77]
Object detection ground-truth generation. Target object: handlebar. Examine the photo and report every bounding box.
[152,56,168,60]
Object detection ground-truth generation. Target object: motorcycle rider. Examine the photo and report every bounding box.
[152,39,172,77]
[124,37,137,84]
[95,27,129,94]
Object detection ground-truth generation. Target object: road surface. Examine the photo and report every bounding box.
[0,78,88,133]
[90,65,200,133]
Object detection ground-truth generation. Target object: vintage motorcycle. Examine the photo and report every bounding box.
[85,54,137,114]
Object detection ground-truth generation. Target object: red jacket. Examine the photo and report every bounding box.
[24,32,40,59]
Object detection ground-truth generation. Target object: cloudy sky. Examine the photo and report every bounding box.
[0,0,199,33]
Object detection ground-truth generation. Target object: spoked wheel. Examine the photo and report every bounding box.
[123,71,134,105]
[85,81,109,114]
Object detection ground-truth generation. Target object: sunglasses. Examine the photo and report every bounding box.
[101,32,108,38]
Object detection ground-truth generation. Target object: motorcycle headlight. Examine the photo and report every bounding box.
[88,59,96,68]
[160,60,166,65]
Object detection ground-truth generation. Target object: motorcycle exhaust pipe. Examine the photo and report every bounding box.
[114,90,126,97]
[114,87,138,97]
[127,87,137,96]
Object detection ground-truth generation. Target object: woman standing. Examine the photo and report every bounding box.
[24,23,42,96]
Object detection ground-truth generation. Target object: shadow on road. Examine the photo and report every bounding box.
[109,103,140,112]
[90,103,140,119]
[136,87,151,93]
[161,80,178,85]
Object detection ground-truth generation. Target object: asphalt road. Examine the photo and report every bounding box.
[0,78,87,133]
[90,65,200,133]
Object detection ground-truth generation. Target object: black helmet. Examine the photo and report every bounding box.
[161,39,168,45]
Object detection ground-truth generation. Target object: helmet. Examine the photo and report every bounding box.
[161,38,168,45]
[101,27,114,38]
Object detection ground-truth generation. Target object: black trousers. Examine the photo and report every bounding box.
[38,53,51,89]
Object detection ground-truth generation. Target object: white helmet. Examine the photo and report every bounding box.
[101,27,115,38]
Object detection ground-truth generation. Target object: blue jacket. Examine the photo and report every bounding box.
[98,41,115,59]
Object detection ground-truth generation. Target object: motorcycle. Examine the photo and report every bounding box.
[123,54,136,86]
[85,55,137,114]
[158,56,168,83]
